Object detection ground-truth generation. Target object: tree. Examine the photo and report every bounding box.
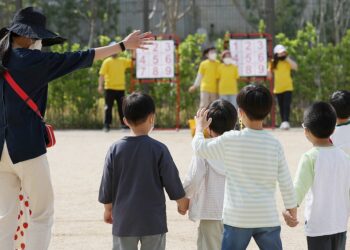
[311,0,350,44]
[149,0,194,33]
[231,0,306,38]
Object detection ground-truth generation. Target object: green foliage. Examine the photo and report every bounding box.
[258,20,266,34]
[178,34,206,124]
[46,43,102,128]
[44,25,350,128]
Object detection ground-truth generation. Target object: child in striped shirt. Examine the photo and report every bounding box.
[192,84,297,250]
[183,99,237,250]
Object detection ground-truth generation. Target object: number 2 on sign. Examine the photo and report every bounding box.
[153,43,158,52]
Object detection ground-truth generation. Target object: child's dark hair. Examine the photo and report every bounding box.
[330,90,350,119]
[202,46,215,58]
[237,84,273,120]
[303,102,336,138]
[207,99,237,135]
[272,54,279,69]
[122,92,155,125]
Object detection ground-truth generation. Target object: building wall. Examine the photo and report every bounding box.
[117,0,253,39]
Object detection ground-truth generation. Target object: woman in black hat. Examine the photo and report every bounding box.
[0,7,152,250]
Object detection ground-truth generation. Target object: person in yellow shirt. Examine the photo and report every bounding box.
[217,50,240,108]
[268,45,298,130]
[98,42,131,131]
[189,47,220,108]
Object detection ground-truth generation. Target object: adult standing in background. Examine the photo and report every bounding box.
[189,47,220,108]
[98,42,131,131]
[268,45,298,130]
[0,7,152,250]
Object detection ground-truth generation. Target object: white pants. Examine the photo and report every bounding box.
[200,91,218,109]
[197,220,223,250]
[0,143,54,250]
[220,95,237,109]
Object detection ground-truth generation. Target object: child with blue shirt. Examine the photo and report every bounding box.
[284,102,350,250]
[98,92,188,250]
[183,99,237,250]
[193,84,297,250]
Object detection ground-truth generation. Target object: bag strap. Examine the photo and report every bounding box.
[3,71,43,120]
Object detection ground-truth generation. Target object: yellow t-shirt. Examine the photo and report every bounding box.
[99,57,132,90]
[269,60,293,94]
[198,59,220,93]
[217,63,240,95]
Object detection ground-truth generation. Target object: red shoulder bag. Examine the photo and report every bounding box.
[3,71,56,148]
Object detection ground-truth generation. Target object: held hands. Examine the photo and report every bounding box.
[122,30,154,50]
[282,207,299,227]
[195,108,212,133]
[177,197,190,215]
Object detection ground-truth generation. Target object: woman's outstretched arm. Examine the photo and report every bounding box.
[94,30,153,61]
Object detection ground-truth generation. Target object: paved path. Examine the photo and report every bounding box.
[47,129,349,250]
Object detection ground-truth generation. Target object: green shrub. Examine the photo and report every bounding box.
[46,27,350,128]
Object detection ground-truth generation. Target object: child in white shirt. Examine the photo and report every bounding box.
[183,99,237,250]
[285,102,350,250]
[330,90,350,155]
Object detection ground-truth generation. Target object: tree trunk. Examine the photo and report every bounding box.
[143,0,150,32]
[15,0,22,11]
[88,0,97,47]
[264,0,275,40]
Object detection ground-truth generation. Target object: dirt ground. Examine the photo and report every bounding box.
[47,129,350,250]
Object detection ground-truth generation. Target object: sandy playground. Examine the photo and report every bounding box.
[47,129,350,250]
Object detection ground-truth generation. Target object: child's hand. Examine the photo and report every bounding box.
[103,208,113,224]
[282,208,298,227]
[177,197,189,215]
[103,203,113,224]
[195,108,212,132]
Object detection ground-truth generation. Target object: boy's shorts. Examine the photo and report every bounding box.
[113,234,165,250]
[307,231,346,250]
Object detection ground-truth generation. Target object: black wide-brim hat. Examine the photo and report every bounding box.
[0,6,66,47]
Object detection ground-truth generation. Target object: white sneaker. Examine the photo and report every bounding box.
[280,121,289,130]
[284,121,290,130]
[280,121,286,129]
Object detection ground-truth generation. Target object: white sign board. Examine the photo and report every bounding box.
[229,39,267,77]
[136,40,175,79]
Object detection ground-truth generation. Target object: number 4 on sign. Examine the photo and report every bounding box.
[139,56,146,64]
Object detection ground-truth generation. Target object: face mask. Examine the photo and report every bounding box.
[208,52,217,60]
[223,57,233,65]
[278,55,287,60]
[29,40,42,51]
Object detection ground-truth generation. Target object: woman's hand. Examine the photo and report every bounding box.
[123,30,154,50]
[188,85,197,93]
[94,31,154,61]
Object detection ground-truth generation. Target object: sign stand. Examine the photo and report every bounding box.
[130,34,181,129]
[224,33,275,128]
